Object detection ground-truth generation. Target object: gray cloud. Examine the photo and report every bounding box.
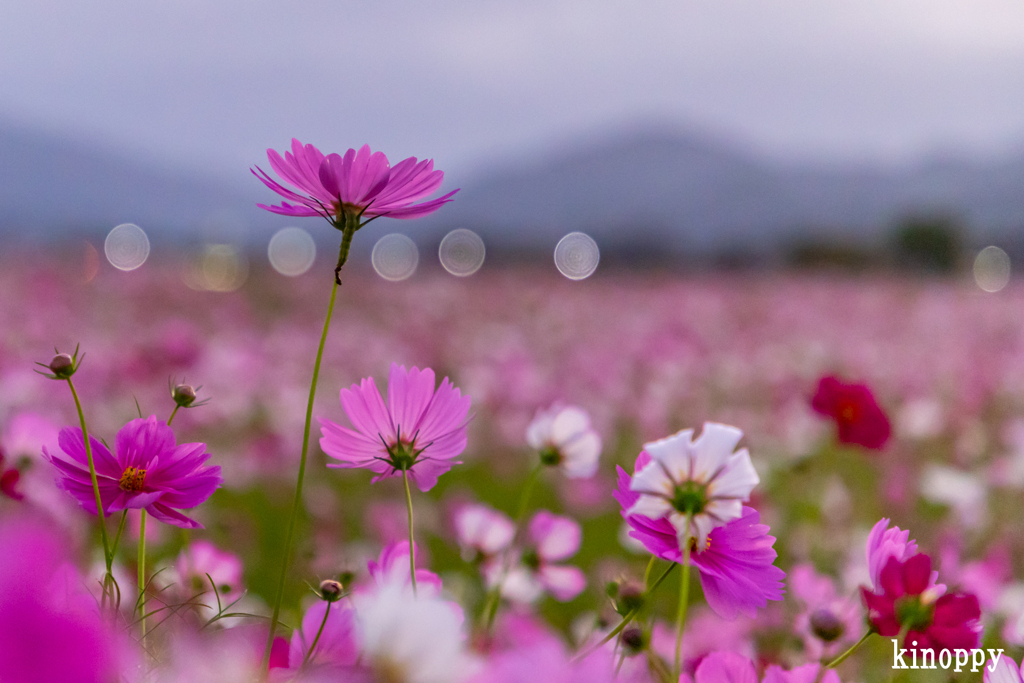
[1,0,1023,178]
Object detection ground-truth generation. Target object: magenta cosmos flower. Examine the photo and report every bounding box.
[319,364,471,492]
[615,451,785,620]
[811,376,891,449]
[45,416,222,529]
[861,553,981,653]
[253,139,458,221]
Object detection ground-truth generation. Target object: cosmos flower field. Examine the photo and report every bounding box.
[2,142,1024,682]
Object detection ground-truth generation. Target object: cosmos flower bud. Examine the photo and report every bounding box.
[617,580,645,614]
[319,579,344,602]
[621,626,647,654]
[172,384,198,408]
[48,353,75,379]
[809,607,845,642]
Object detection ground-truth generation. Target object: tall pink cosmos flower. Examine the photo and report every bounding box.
[615,452,785,620]
[45,416,222,529]
[319,364,471,492]
[253,139,458,221]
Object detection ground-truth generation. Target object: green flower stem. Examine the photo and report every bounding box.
[111,511,128,559]
[66,379,113,591]
[825,630,874,671]
[642,555,656,586]
[673,520,694,682]
[262,261,343,667]
[138,509,147,645]
[573,562,678,662]
[302,603,333,666]
[516,464,544,521]
[402,467,418,596]
[167,404,180,426]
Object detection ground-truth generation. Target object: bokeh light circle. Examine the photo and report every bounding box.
[268,227,316,276]
[104,223,150,271]
[439,229,486,276]
[372,234,419,282]
[974,245,1011,292]
[554,232,600,280]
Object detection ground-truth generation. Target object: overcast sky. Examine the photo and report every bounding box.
[2,0,1023,179]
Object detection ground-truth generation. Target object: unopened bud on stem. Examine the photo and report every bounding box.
[172,384,197,408]
[319,579,344,602]
[49,353,75,379]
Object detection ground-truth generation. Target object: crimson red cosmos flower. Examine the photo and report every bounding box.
[811,376,891,449]
[0,451,23,500]
[861,554,981,653]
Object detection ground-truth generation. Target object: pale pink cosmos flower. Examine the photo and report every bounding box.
[494,511,586,603]
[45,416,222,529]
[453,503,515,562]
[987,655,1023,682]
[253,139,458,221]
[526,404,602,478]
[366,540,444,598]
[789,564,862,659]
[319,364,471,492]
[627,423,759,551]
[865,518,944,597]
[173,540,245,618]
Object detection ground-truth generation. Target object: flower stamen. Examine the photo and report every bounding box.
[119,467,146,492]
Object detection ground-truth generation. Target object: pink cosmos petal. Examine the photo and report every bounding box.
[406,458,456,492]
[255,201,322,217]
[147,501,204,529]
[986,657,1024,683]
[529,511,582,562]
[53,429,121,478]
[0,517,134,682]
[339,378,395,443]
[762,663,825,683]
[387,364,437,438]
[691,508,786,620]
[367,541,443,596]
[694,651,758,683]
[370,190,459,219]
[288,601,358,669]
[538,565,586,602]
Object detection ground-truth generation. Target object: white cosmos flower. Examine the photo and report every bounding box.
[526,404,602,478]
[354,579,474,683]
[627,423,759,552]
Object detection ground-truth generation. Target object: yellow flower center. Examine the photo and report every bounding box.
[119,467,146,492]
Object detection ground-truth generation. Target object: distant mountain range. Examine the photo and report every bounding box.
[2,121,1022,259]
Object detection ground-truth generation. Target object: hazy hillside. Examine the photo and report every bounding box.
[2,121,1022,257]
